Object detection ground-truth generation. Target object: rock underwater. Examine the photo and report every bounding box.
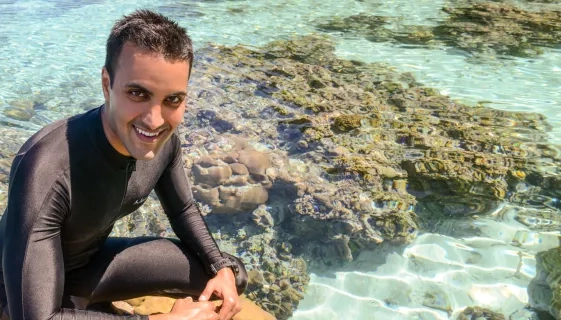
[315,1,561,58]
[189,135,274,214]
[533,247,561,319]
[457,306,505,320]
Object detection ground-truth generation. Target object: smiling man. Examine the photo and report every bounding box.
[0,9,247,320]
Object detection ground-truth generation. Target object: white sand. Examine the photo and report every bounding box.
[291,204,561,320]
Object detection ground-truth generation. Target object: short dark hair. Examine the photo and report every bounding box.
[105,9,193,87]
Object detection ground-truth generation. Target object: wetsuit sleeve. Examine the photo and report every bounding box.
[155,135,224,272]
[2,154,145,320]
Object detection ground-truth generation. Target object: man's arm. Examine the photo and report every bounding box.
[154,136,243,320]
[154,135,226,274]
[2,154,145,320]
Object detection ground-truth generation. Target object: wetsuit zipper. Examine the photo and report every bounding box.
[101,160,136,236]
[118,160,136,214]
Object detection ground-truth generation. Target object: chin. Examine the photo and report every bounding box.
[130,149,157,161]
[125,132,169,161]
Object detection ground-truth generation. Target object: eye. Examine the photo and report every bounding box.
[166,96,183,105]
[129,90,146,98]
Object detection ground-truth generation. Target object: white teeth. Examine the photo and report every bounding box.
[135,127,159,137]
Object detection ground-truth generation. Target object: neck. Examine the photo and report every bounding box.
[100,104,130,156]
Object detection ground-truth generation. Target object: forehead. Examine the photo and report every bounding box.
[114,43,190,87]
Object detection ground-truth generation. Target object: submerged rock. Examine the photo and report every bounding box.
[183,34,561,270]
[457,306,505,320]
[534,246,561,319]
[189,135,275,214]
[315,2,561,58]
[434,2,561,57]
[316,13,435,46]
[317,13,388,34]
[3,100,35,121]
[241,232,309,319]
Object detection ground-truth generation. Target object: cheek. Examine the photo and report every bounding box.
[114,99,141,125]
[166,108,185,127]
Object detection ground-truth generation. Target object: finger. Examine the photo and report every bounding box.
[234,299,242,314]
[202,301,218,311]
[199,282,216,301]
[227,297,241,320]
[219,296,235,320]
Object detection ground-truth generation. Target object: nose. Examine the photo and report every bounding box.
[142,103,165,130]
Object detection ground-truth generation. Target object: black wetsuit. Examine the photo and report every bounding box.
[0,106,247,319]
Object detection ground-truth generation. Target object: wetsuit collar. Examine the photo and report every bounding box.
[90,105,136,170]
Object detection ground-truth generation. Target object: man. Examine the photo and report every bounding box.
[0,9,247,320]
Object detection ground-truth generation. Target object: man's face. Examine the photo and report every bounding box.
[101,43,190,160]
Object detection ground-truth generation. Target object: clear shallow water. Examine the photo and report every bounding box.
[1,0,561,140]
[1,0,561,319]
[292,204,559,319]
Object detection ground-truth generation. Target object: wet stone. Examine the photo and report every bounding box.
[4,99,36,121]
[457,306,505,320]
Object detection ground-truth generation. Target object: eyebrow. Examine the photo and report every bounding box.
[124,82,187,97]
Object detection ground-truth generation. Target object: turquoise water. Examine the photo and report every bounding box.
[1,0,561,319]
[1,0,560,139]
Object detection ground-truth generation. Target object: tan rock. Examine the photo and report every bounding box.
[218,185,269,212]
[237,150,272,176]
[223,152,240,163]
[192,186,221,206]
[193,163,233,187]
[134,296,175,314]
[193,183,269,214]
[229,163,249,176]
[197,156,220,168]
[224,175,249,186]
[112,295,276,320]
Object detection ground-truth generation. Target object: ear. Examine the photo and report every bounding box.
[101,67,111,103]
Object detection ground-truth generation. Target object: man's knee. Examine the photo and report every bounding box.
[223,253,248,296]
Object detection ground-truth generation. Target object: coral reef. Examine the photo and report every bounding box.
[187,135,275,214]
[157,36,560,318]
[316,13,435,46]
[434,2,561,57]
[182,34,560,269]
[534,246,561,319]
[458,306,505,320]
[315,2,561,58]
[239,227,309,318]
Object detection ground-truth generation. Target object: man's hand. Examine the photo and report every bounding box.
[199,268,241,320]
[149,297,218,320]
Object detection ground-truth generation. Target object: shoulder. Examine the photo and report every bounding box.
[16,111,88,157]
[9,112,89,184]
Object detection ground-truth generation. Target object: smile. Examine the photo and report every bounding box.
[135,126,160,137]
[133,125,165,141]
